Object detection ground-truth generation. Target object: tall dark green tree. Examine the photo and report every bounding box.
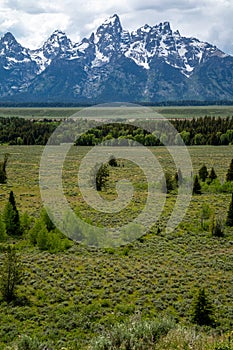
[40,208,55,232]
[208,167,217,183]
[226,193,233,227]
[0,245,21,302]
[190,288,215,326]
[161,172,175,193]
[199,164,208,182]
[226,159,233,182]
[0,154,9,184]
[95,163,109,191]
[193,175,201,195]
[3,191,21,236]
[108,155,118,167]
[174,168,183,187]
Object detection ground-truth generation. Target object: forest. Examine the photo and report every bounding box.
[1,116,233,146]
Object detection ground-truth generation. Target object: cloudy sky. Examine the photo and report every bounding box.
[0,0,233,54]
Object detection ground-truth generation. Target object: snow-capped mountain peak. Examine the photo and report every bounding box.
[30,29,73,74]
[0,14,232,103]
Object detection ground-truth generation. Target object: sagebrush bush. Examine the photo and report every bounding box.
[90,316,175,350]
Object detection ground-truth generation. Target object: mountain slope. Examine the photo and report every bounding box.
[0,14,232,103]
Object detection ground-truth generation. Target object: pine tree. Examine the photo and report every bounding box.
[174,168,183,187]
[199,164,208,182]
[0,154,9,184]
[208,167,217,183]
[190,288,215,326]
[108,155,118,167]
[226,159,233,182]
[95,163,109,191]
[193,175,201,195]
[3,191,21,236]
[40,208,55,232]
[226,193,233,227]
[0,215,7,241]
[0,245,21,302]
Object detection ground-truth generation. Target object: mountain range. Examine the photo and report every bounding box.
[0,14,233,104]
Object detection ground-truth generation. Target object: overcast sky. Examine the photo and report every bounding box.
[0,0,233,55]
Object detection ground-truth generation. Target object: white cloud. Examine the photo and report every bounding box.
[0,0,232,54]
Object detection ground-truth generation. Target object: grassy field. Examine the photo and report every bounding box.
[0,105,233,120]
[0,144,232,349]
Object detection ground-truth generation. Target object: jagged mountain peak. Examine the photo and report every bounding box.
[95,13,123,40]
[0,14,232,103]
[158,21,172,33]
[102,14,121,27]
[1,32,18,44]
[0,32,24,53]
[43,30,72,50]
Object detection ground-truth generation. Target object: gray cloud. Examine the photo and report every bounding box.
[0,0,232,55]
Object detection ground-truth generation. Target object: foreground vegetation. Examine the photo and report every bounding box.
[0,143,232,349]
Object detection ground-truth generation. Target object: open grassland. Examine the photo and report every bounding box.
[0,105,233,120]
[0,145,232,349]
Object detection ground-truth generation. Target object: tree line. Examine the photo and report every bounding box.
[0,117,58,145]
[1,116,233,146]
[75,117,233,146]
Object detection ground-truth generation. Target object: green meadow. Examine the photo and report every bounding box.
[0,143,232,349]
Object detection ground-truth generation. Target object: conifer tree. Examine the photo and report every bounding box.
[193,175,201,195]
[190,288,215,326]
[199,164,208,182]
[174,168,183,187]
[0,215,7,241]
[3,191,21,236]
[226,193,233,227]
[208,167,217,183]
[226,159,233,182]
[0,154,9,184]
[0,245,21,302]
[95,163,109,191]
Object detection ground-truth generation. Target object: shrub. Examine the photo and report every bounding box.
[90,316,174,349]
[16,335,47,350]
[210,215,224,237]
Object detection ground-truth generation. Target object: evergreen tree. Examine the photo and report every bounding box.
[208,167,217,183]
[193,175,201,195]
[199,164,208,182]
[190,288,215,326]
[95,163,109,191]
[226,193,233,227]
[226,159,233,182]
[0,215,7,241]
[0,245,21,302]
[0,154,9,184]
[3,191,21,236]
[174,168,183,187]
[40,208,55,232]
[162,172,175,193]
[108,155,118,167]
